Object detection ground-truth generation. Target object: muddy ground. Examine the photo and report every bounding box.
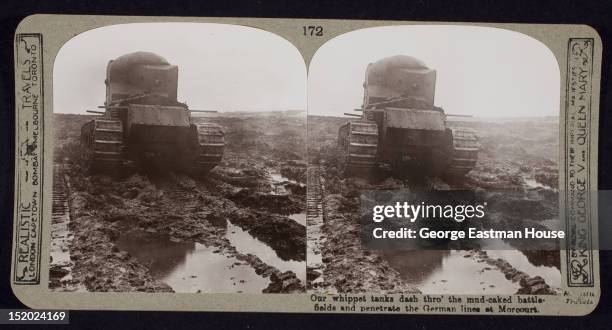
[307,115,561,295]
[50,111,306,293]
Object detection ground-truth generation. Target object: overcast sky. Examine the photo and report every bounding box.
[308,25,560,118]
[54,23,306,114]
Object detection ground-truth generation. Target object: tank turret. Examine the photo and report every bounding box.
[106,52,179,105]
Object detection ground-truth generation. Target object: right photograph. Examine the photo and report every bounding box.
[307,26,562,294]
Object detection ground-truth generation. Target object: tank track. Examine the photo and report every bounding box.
[80,119,124,173]
[444,127,479,177]
[192,122,225,173]
[339,121,379,175]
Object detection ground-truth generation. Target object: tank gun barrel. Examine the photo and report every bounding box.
[344,113,362,117]
[97,93,155,109]
[86,110,105,115]
[445,114,473,117]
[367,95,421,108]
[190,110,218,113]
[98,105,128,109]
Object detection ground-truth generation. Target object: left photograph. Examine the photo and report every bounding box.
[49,23,307,293]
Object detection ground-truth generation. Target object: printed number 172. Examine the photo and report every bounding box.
[303,26,324,36]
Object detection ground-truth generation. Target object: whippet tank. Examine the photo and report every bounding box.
[80,52,224,174]
[338,55,479,177]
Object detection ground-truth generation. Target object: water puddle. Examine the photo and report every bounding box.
[116,230,270,293]
[269,171,305,196]
[226,221,305,282]
[482,240,561,289]
[269,170,307,225]
[540,218,561,230]
[383,250,520,294]
[270,172,291,183]
[288,213,306,226]
[383,239,561,294]
[269,172,291,195]
[522,174,556,191]
[524,177,547,189]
